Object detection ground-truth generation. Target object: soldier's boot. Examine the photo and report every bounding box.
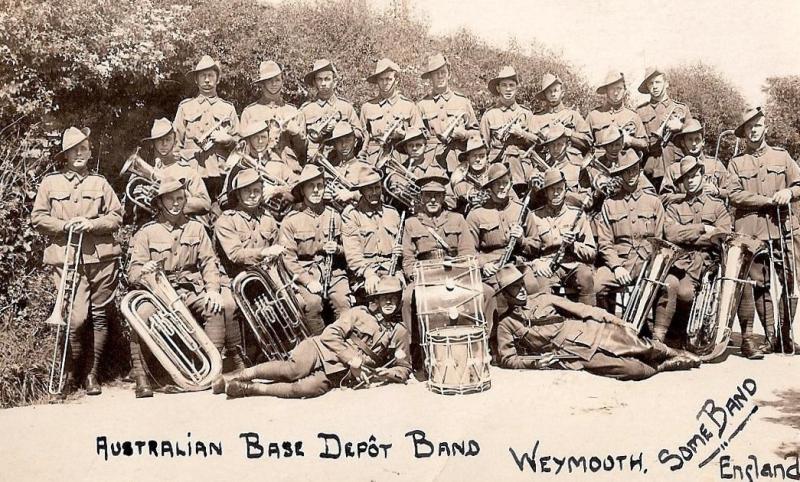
[135,376,154,399]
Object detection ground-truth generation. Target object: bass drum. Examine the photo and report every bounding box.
[426,326,491,395]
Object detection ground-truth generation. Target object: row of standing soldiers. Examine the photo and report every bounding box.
[32,53,800,398]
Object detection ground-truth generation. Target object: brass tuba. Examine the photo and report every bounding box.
[120,269,223,390]
[231,255,311,361]
[45,226,84,395]
[120,148,159,214]
[686,233,762,360]
[623,238,683,334]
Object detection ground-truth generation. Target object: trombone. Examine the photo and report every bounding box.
[45,226,84,395]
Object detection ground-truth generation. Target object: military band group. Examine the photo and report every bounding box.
[31,52,800,401]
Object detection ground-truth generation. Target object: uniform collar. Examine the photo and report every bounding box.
[649,95,671,106]
[197,94,219,105]
[62,169,88,182]
[540,202,567,217]
[433,89,453,103]
[258,94,284,107]
[379,91,400,107]
[302,205,324,217]
[158,215,188,231]
[622,180,644,201]
[316,95,337,107]
[419,211,446,226]
[544,102,565,114]
[605,102,624,114]
[749,142,768,158]
[500,102,519,112]
[358,201,383,217]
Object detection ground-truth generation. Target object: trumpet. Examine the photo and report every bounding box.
[496,112,526,143]
[382,158,421,212]
[196,119,226,152]
[45,226,84,395]
[312,151,356,211]
[437,113,466,145]
[388,211,406,276]
[464,172,490,210]
[311,111,343,138]
[120,268,223,390]
[120,148,159,214]
[379,117,404,149]
[653,105,677,148]
[219,147,290,215]
[232,256,311,361]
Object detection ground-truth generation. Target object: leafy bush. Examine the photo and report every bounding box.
[764,76,800,159]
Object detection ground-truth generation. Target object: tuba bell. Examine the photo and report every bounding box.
[686,233,763,360]
[120,268,223,390]
[121,148,159,214]
[623,238,683,334]
[231,255,311,361]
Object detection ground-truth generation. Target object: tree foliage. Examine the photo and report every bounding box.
[764,75,800,159]
[665,62,748,162]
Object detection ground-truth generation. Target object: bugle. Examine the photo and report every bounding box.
[45,226,84,395]
[120,268,223,391]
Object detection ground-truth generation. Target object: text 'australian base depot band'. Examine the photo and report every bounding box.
[32,52,800,401]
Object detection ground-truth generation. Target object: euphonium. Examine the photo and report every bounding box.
[120,148,159,214]
[623,238,683,334]
[232,255,311,361]
[45,226,84,395]
[120,268,223,391]
[685,233,762,360]
[382,158,421,212]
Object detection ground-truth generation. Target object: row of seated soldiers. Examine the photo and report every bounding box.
[31,53,800,397]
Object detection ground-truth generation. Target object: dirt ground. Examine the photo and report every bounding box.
[2,347,799,482]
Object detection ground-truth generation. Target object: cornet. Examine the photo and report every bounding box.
[496,112,526,143]
[46,226,84,395]
[437,113,466,145]
[120,148,159,214]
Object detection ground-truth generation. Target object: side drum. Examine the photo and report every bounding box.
[426,326,491,396]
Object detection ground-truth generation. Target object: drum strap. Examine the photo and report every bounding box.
[425,227,451,250]
[525,315,566,327]
[351,336,381,365]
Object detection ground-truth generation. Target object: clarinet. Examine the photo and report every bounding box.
[388,211,406,276]
[321,208,336,298]
[548,196,591,272]
[497,190,532,268]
